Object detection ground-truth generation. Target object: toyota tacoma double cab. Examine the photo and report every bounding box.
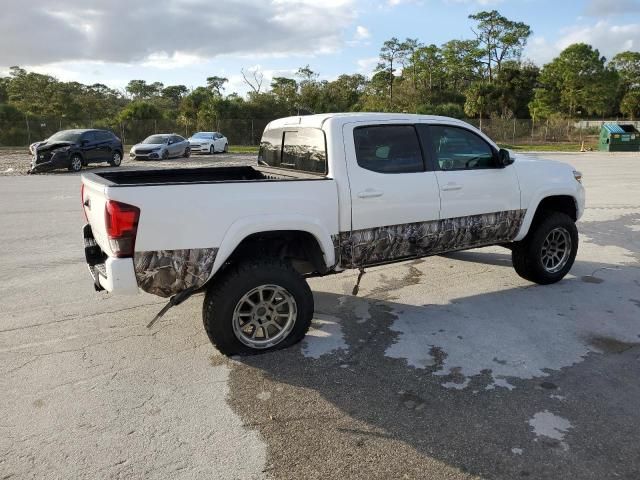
[81,113,585,355]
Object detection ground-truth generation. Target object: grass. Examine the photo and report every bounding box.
[498,143,596,152]
[228,145,259,154]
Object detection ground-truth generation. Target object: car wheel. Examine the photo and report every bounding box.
[109,151,122,167]
[511,211,578,285]
[202,258,314,356]
[223,143,229,153]
[184,147,191,158]
[68,154,83,172]
[209,145,215,155]
[161,150,169,160]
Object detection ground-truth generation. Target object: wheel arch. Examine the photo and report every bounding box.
[206,216,336,284]
[514,193,579,241]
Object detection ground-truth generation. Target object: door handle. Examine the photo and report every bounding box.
[441,183,462,192]
[357,189,384,199]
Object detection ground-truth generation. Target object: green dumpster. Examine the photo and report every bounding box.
[598,123,640,152]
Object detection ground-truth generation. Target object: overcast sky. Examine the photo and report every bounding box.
[1,0,639,95]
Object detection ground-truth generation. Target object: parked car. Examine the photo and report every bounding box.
[130,134,190,161]
[188,131,228,154]
[30,129,123,173]
[80,113,585,356]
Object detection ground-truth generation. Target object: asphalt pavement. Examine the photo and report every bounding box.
[1,152,639,479]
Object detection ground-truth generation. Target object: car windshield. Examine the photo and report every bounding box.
[47,130,83,142]
[193,132,213,139]
[142,135,170,144]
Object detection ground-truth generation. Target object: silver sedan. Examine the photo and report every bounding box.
[130,134,191,160]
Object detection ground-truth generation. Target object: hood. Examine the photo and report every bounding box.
[133,143,165,150]
[36,141,73,153]
[189,137,211,143]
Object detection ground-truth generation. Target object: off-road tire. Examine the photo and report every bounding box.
[203,258,314,356]
[511,211,578,285]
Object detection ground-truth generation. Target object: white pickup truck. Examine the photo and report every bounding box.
[81,113,585,355]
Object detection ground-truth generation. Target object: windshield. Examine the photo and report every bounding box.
[142,135,170,144]
[193,132,213,139]
[48,130,83,143]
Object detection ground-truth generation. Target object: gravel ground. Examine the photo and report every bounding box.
[0,148,256,176]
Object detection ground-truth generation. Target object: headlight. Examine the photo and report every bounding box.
[52,146,71,153]
[573,170,583,183]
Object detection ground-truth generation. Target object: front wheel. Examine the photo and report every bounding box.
[183,147,191,158]
[223,143,228,153]
[203,258,314,356]
[209,145,215,155]
[68,154,83,172]
[511,212,578,285]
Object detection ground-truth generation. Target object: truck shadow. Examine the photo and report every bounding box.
[226,251,640,479]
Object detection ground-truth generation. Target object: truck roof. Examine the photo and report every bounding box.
[266,112,466,130]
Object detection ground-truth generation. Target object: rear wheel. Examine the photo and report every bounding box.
[511,211,578,284]
[203,258,314,356]
[109,151,122,167]
[69,154,83,172]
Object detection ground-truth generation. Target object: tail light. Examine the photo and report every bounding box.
[105,200,140,257]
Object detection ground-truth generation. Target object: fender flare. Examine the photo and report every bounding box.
[514,188,581,241]
[207,214,336,281]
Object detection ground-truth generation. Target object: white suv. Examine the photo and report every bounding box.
[188,132,228,154]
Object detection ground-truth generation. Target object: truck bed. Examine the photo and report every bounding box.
[94,165,325,186]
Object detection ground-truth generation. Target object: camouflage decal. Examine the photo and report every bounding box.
[134,248,218,297]
[335,209,526,268]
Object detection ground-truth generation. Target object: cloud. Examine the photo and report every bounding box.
[525,20,640,65]
[0,0,357,67]
[585,0,640,16]
[356,56,379,75]
[355,25,371,40]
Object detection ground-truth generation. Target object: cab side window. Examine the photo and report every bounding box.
[429,126,496,171]
[354,125,424,174]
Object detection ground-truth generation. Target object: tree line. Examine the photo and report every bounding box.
[1,9,639,145]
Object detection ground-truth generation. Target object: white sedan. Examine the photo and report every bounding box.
[188,132,228,154]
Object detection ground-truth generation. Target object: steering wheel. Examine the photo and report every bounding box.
[465,156,480,169]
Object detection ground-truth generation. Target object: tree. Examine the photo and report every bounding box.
[464,83,497,129]
[161,85,188,106]
[469,10,532,81]
[206,76,228,96]
[125,80,158,100]
[610,51,640,90]
[270,77,298,112]
[620,90,640,120]
[240,67,264,94]
[531,43,618,117]
[376,37,412,104]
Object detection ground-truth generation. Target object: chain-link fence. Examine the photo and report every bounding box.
[2,115,639,147]
[0,117,274,147]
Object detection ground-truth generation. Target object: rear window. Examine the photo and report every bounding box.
[258,127,327,174]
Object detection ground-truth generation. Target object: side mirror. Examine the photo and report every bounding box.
[498,148,514,167]
[167,139,173,145]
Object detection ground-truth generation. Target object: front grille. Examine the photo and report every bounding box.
[36,152,52,164]
[135,148,156,155]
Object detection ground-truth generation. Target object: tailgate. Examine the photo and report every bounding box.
[81,175,111,255]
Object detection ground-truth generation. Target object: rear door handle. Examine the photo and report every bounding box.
[357,189,384,199]
[441,183,462,192]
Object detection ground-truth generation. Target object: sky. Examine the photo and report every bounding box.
[1,0,639,96]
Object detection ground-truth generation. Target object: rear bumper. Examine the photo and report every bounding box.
[83,224,139,295]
